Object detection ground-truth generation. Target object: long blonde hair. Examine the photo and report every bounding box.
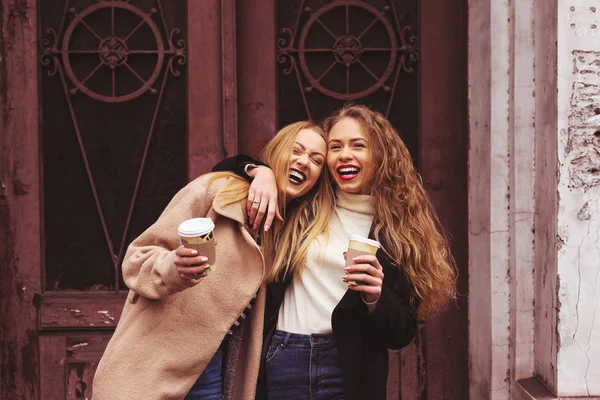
[261,122,334,283]
[211,121,334,283]
[323,105,456,317]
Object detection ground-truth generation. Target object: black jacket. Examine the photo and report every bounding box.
[212,156,419,400]
[259,245,418,400]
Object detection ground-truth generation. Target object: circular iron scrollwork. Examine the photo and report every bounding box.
[97,37,129,67]
[298,1,397,100]
[61,2,165,103]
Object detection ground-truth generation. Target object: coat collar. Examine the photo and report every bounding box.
[210,194,246,225]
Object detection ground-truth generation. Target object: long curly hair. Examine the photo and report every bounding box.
[323,104,456,317]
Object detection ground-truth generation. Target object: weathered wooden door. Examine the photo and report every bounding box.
[1,0,466,399]
[238,1,469,399]
[36,0,190,398]
[2,0,238,399]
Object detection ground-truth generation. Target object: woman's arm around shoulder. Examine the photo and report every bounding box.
[211,155,265,182]
[212,155,281,231]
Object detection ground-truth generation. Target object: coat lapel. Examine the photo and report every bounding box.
[210,193,246,225]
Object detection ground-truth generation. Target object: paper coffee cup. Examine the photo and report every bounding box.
[345,235,381,285]
[177,218,216,277]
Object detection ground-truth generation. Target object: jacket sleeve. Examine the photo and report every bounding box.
[361,261,419,350]
[121,180,212,299]
[211,155,266,182]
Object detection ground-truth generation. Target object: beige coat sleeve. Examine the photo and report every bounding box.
[121,179,212,299]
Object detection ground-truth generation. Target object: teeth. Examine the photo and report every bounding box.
[289,170,306,183]
[338,167,360,175]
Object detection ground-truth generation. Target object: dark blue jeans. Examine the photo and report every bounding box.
[265,330,345,400]
[185,348,222,400]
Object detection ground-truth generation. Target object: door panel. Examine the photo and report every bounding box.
[40,334,113,400]
[269,1,468,398]
[38,293,126,330]
[420,0,468,398]
[276,0,419,162]
[39,0,188,292]
[274,1,424,398]
[37,1,188,398]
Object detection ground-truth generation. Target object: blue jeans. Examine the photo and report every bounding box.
[185,348,222,400]
[265,330,345,400]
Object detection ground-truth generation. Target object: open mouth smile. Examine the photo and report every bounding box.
[336,164,360,181]
[289,168,307,185]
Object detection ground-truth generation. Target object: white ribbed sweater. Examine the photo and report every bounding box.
[276,189,375,334]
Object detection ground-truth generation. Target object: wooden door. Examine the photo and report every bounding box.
[37,1,188,398]
[1,0,237,399]
[0,0,466,399]
[238,1,469,399]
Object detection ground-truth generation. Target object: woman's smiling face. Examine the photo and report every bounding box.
[326,117,374,195]
[285,128,327,200]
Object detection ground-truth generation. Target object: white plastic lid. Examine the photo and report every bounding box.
[177,218,215,237]
[348,235,381,248]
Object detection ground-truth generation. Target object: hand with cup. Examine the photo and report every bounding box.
[176,218,216,280]
[342,235,385,303]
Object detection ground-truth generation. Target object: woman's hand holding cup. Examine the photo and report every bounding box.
[342,236,384,303]
[343,254,384,303]
[177,218,217,279]
[173,246,210,280]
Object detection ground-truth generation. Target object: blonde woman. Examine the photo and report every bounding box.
[217,105,456,400]
[92,121,332,400]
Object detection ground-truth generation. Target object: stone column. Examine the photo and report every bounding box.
[554,0,600,396]
[468,0,536,398]
[469,0,600,398]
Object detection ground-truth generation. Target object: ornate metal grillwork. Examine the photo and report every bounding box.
[40,0,186,290]
[42,1,185,103]
[277,0,418,119]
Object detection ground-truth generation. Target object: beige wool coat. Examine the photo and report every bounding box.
[92,174,266,400]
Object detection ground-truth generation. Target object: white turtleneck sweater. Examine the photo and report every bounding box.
[276,189,376,334]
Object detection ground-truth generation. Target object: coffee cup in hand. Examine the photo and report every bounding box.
[177,218,216,277]
[345,235,381,285]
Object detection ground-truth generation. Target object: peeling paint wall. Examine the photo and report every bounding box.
[557,1,600,396]
[470,0,600,397]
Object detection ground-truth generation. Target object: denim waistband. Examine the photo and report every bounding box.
[272,330,337,349]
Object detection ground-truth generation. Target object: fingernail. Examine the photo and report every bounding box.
[200,257,208,262]
[191,250,198,255]
[342,275,348,280]
[344,267,351,271]
[204,265,211,269]
[264,224,270,232]
[253,224,258,230]
[352,257,360,262]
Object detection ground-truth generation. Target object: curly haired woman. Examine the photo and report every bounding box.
[219,104,456,400]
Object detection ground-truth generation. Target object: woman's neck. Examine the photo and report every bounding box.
[335,188,374,215]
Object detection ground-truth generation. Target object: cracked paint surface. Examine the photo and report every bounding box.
[566,51,600,191]
[557,11,600,394]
